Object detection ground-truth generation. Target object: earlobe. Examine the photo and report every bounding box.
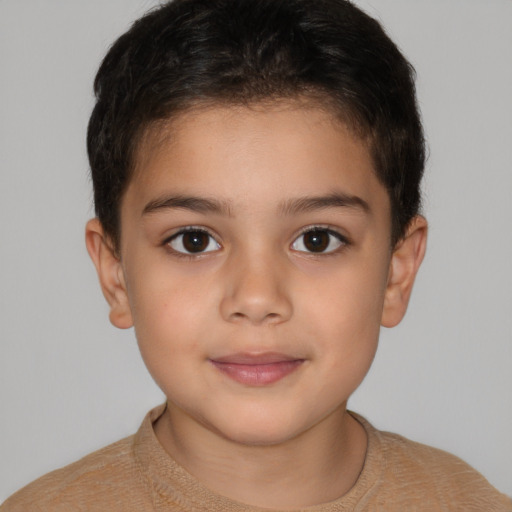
[381,216,427,328]
[85,218,133,329]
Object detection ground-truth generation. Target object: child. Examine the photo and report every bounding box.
[2,0,511,510]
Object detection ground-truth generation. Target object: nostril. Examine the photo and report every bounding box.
[228,310,283,324]
[219,272,293,325]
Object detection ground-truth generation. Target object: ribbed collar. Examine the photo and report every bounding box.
[133,404,383,511]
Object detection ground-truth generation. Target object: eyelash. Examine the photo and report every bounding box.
[163,225,350,258]
[291,226,350,256]
[163,227,220,259]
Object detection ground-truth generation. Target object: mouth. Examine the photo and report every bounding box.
[209,353,305,386]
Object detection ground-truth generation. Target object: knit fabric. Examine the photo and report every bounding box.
[2,404,511,511]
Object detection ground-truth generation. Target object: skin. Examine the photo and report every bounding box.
[86,102,427,508]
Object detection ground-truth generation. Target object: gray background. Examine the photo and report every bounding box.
[1,0,511,501]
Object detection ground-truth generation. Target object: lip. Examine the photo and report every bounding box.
[209,352,305,386]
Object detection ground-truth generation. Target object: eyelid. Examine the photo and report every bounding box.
[163,226,221,255]
[161,224,349,257]
[290,225,350,254]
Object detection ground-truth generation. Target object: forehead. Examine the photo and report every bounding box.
[124,101,389,220]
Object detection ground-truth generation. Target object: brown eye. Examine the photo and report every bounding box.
[292,228,346,254]
[168,229,220,254]
[304,230,329,252]
[183,231,209,252]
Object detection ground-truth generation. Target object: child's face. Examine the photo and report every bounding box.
[88,102,424,446]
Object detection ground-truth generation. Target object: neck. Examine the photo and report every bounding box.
[154,404,367,509]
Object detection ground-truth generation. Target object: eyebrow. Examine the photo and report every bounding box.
[278,192,370,216]
[142,192,370,217]
[142,195,233,216]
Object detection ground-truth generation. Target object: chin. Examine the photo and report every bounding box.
[211,410,311,447]
[221,428,298,447]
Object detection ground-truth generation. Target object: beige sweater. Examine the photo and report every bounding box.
[2,405,511,511]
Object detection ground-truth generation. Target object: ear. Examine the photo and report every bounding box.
[381,215,427,328]
[85,218,133,329]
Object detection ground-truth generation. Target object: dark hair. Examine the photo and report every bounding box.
[87,0,425,249]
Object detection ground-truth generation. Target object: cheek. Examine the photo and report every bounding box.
[130,283,212,397]
[304,260,387,331]
[126,266,217,362]
[298,262,386,372]
[318,295,380,371]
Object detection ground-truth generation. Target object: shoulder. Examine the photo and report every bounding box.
[376,428,512,510]
[0,434,148,512]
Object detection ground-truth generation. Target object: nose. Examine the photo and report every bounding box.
[219,249,293,325]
